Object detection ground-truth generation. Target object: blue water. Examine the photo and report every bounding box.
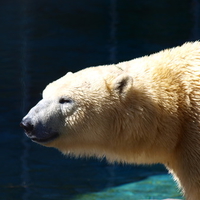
[1,0,199,199]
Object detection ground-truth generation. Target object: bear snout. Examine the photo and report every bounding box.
[20,117,34,135]
[20,116,60,144]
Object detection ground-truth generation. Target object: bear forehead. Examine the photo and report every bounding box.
[42,67,109,99]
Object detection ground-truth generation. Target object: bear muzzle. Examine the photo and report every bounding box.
[20,117,59,144]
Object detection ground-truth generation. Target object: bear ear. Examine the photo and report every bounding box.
[112,74,133,98]
[65,72,73,76]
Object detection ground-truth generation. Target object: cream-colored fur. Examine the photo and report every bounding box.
[24,42,200,200]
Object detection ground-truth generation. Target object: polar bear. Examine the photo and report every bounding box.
[20,42,200,200]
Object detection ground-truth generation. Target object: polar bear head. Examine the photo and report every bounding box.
[20,65,139,159]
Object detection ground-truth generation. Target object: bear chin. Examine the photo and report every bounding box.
[27,131,60,144]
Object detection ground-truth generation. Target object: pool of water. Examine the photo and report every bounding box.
[1,0,199,199]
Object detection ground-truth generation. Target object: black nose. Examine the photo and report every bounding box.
[20,118,34,133]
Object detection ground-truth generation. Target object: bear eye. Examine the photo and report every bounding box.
[59,97,73,104]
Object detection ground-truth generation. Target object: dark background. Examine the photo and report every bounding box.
[1,0,199,199]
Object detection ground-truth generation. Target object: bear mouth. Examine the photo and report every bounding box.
[28,132,60,144]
